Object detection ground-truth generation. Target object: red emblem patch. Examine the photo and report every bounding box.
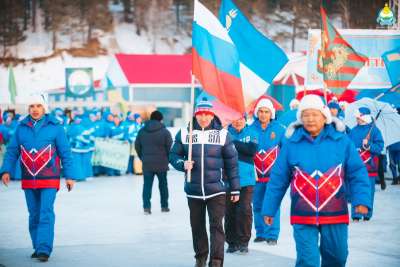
[20,145,53,176]
[293,165,343,211]
[254,146,279,177]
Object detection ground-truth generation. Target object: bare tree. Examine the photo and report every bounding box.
[338,0,351,28]
[0,0,25,57]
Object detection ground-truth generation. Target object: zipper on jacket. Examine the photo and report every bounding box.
[316,181,319,225]
[201,128,205,199]
[33,125,37,187]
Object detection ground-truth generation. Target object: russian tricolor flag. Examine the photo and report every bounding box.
[193,0,265,114]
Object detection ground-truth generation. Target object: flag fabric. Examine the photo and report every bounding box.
[318,7,367,93]
[382,46,400,86]
[192,0,245,113]
[8,65,17,104]
[219,0,288,90]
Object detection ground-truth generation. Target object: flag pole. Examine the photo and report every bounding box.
[323,82,328,104]
[187,72,195,183]
[374,82,400,101]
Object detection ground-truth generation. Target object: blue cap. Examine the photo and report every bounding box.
[328,101,340,110]
[359,107,371,115]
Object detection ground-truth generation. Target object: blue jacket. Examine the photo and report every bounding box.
[261,120,371,225]
[109,123,126,141]
[67,121,94,153]
[228,125,258,187]
[349,124,384,176]
[169,117,240,199]
[250,119,285,182]
[388,141,400,152]
[125,122,143,143]
[277,109,297,128]
[0,115,76,190]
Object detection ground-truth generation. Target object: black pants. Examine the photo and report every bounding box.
[225,186,254,247]
[142,171,169,209]
[188,195,225,265]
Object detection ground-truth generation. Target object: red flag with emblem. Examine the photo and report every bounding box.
[318,7,367,94]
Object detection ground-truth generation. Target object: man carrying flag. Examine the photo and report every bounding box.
[173,2,241,266]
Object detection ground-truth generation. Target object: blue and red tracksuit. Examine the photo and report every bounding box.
[349,123,384,220]
[249,119,285,240]
[262,122,371,267]
[0,114,76,256]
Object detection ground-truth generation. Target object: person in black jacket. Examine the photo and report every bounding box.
[135,110,173,215]
[169,99,240,267]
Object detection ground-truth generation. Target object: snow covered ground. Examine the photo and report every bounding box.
[0,171,399,267]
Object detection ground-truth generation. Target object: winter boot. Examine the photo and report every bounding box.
[226,244,239,253]
[209,259,222,267]
[266,239,278,246]
[253,236,266,243]
[194,257,207,267]
[238,245,249,254]
[37,253,49,262]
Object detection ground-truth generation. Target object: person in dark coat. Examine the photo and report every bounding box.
[169,99,240,267]
[135,110,173,214]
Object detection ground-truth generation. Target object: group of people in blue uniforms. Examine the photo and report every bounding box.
[1,92,399,267]
[0,106,143,181]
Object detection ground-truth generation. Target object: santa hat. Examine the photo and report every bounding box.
[195,98,214,116]
[253,98,275,119]
[355,107,372,124]
[296,94,332,124]
[27,93,48,113]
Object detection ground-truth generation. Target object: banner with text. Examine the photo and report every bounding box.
[92,138,130,172]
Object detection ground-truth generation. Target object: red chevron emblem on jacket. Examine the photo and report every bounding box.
[358,149,371,164]
[293,165,343,212]
[254,146,279,178]
[20,145,53,176]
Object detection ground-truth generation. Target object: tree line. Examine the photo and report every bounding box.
[0,0,387,57]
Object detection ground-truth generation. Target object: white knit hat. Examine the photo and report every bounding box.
[253,98,275,119]
[296,94,332,124]
[27,93,48,113]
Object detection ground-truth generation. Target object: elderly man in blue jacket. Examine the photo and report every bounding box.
[262,95,371,267]
[170,99,240,267]
[1,94,76,262]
